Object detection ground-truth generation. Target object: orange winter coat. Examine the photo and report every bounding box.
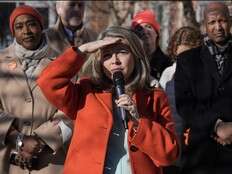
[37,47,178,174]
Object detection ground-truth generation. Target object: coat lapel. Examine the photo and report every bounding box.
[27,45,57,90]
[4,46,29,90]
[95,91,113,126]
[56,18,71,48]
[221,48,232,83]
[46,18,70,55]
[201,46,221,87]
[29,57,51,90]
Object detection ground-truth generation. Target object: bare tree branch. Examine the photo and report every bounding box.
[182,1,200,29]
[110,1,135,26]
[87,1,110,14]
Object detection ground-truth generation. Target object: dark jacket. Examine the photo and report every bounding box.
[175,45,232,173]
[150,47,172,80]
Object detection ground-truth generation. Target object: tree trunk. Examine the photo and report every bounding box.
[182,1,200,30]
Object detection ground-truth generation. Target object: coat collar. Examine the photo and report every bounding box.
[90,89,154,132]
[94,91,113,129]
[29,57,52,90]
[201,44,232,85]
[201,45,220,87]
[54,18,71,48]
[44,18,71,55]
[221,46,232,82]
[4,44,53,91]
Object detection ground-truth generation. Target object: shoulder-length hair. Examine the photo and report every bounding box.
[167,26,202,61]
[85,26,151,92]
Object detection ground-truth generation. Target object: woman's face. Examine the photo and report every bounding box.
[100,37,135,82]
[14,14,42,50]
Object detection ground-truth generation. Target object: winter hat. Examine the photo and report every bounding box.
[9,5,43,35]
[131,9,160,32]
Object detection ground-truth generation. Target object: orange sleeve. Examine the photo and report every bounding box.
[37,47,85,120]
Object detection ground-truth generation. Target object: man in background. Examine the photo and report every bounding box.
[45,1,97,55]
[175,2,232,174]
[131,9,172,80]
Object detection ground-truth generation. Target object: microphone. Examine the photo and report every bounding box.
[113,71,128,129]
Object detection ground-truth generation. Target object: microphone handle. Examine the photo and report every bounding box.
[115,86,128,129]
[119,107,128,129]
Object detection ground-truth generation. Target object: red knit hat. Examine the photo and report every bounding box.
[9,5,43,35]
[131,10,160,32]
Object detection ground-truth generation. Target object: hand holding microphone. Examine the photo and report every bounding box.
[113,71,139,129]
[115,95,139,120]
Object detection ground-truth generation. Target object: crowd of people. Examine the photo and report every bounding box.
[0,1,231,174]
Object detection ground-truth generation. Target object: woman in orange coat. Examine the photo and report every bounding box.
[37,26,178,174]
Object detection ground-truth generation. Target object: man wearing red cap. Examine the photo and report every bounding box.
[131,9,172,80]
[0,5,72,174]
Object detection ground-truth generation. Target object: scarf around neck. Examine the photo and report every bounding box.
[14,37,49,79]
[204,34,232,75]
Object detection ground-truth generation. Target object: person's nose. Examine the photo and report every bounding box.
[111,53,121,65]
[142,28,148,35]
[22,25,31,34]
[215,22,223,31]
[142,27,151,35]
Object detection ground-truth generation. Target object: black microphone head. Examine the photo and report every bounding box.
[112,71,125,86]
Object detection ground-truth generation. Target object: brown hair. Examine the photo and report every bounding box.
[83,26,152,92]
[167,26,202,61]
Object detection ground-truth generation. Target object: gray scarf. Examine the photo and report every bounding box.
[204,35,232,75]
[14,37,49,79]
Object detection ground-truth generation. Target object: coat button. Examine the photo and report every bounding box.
[25,98,32,103]
[130,145,138,152]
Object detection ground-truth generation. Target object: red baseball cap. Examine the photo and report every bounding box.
[9,5,43,35]
[131,9,160,32]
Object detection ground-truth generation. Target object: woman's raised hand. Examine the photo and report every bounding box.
[78,37,121,54]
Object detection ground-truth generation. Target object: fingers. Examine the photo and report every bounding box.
[22,136,41,154]
[215,122,232,140]
[79,38,121,54]
[94,38,121,48]
[19,150,33,161]
[115,94,139,120]
[103,37,121,43]
[14,152,32,170]
[115,94,133,106]
[213,136,232,146]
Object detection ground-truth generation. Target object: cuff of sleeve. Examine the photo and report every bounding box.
[33,120,63,153]
[76,47,87,59]
[58,120,72,143]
